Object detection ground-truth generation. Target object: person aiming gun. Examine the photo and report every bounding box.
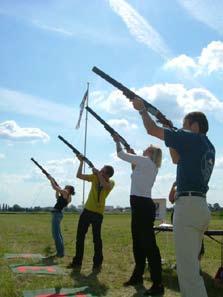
[129,97,215,297]
[57,137,115,271]
[112,135,164,295]
[31,158,75,258]
[92,66,177,130]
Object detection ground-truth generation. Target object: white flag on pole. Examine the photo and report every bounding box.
[75,88,88,129]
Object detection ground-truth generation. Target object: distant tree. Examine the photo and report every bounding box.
[213,203,221,211]
[64,204,78,212]
[12,204,22,211]
[208,203,212,210]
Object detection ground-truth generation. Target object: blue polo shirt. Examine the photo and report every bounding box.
[164,128,215,193]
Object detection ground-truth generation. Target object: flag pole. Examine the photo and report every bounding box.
[82,82,89,206]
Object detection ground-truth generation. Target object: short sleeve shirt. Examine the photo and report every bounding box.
[84,174,115,215]
[164,128,215,193]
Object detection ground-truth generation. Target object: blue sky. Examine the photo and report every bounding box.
[1,0,223,209]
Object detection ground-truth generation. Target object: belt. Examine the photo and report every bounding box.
[177,191,206,198]
[51,209,62,213]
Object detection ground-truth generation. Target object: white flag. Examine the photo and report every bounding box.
[75,88,88,129]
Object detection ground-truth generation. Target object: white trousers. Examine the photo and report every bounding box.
[173,196,210,297]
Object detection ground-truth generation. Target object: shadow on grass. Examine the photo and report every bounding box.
[129,266,177,297]
[130,283,147,297]
[70,269,109,296]
[43,245,54,256]
[40,256,58,266]
[202,271,223,297]
[162,266,179,293]
[161,267,223,297]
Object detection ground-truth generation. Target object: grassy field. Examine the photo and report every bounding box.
[0,212,222,297]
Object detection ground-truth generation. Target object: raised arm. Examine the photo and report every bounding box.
[92,168,113,190]
[47,175,69,199]
[127,147,136,171]
[169,148,180,164]
[131,97,164,140]
[113,134,138,166]
[76,155,94,180]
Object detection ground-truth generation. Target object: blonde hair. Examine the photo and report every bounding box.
[150,146,162,168]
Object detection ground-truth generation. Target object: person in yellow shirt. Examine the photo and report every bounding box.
[67,154,114,271]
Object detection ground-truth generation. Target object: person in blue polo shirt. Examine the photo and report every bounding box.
[130,97,215,297]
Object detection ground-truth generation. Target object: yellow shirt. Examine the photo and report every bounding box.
[84,174,115,215]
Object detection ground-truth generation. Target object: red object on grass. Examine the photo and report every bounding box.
[17,266,56,273]
[35,293,87,297]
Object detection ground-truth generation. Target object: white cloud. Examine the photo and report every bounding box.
[32,20,73,36]
[110,152,120,162]
[108,0,171,59]
[178,0,223,34]
[47,158,76,166]
[176,87,223,113]
[156,84,223,121]
[30,158,77,181]
[164,41,223,76]
[45,158,76,177]
[215,157,223,169]
[0,121,49,142]
[0,3,128,46]
[0,88,76,126]
[156,173,176,183]
[0,173,31,183]
[107,118,137,130]
[95,83,223,125]
[198,41,223,74]
[0,153,5,159]
[164,54,197,72]
[92,89,133,114]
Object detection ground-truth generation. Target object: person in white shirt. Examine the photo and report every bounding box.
[113,134,164,296]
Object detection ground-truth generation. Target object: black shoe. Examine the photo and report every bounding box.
[123,277,143,287]
[92,264,102,272]
[66,262,81,270]
[144,284,164,296]
[56,254,64,258]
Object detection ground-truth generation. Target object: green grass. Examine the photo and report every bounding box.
[0,213,222,297]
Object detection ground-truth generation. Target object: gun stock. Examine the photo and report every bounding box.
[58,135,95,168]
[92,66,176,129]
[86,106,131,150]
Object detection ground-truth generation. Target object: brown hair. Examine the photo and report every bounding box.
[65,185,75,195]
[184,112,209,134]
[104,165,114,177]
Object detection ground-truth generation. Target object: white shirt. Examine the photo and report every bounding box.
[117,150,158,198]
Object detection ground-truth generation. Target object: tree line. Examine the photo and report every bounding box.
[0,203,222,213]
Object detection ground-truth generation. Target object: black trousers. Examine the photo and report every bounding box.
[130,195,162,285]
[72,208,103,266]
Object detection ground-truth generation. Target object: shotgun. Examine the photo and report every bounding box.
[86,106,131,150]
[31,158,59,185]
[92,66,177,129]
[58,135,95,168]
